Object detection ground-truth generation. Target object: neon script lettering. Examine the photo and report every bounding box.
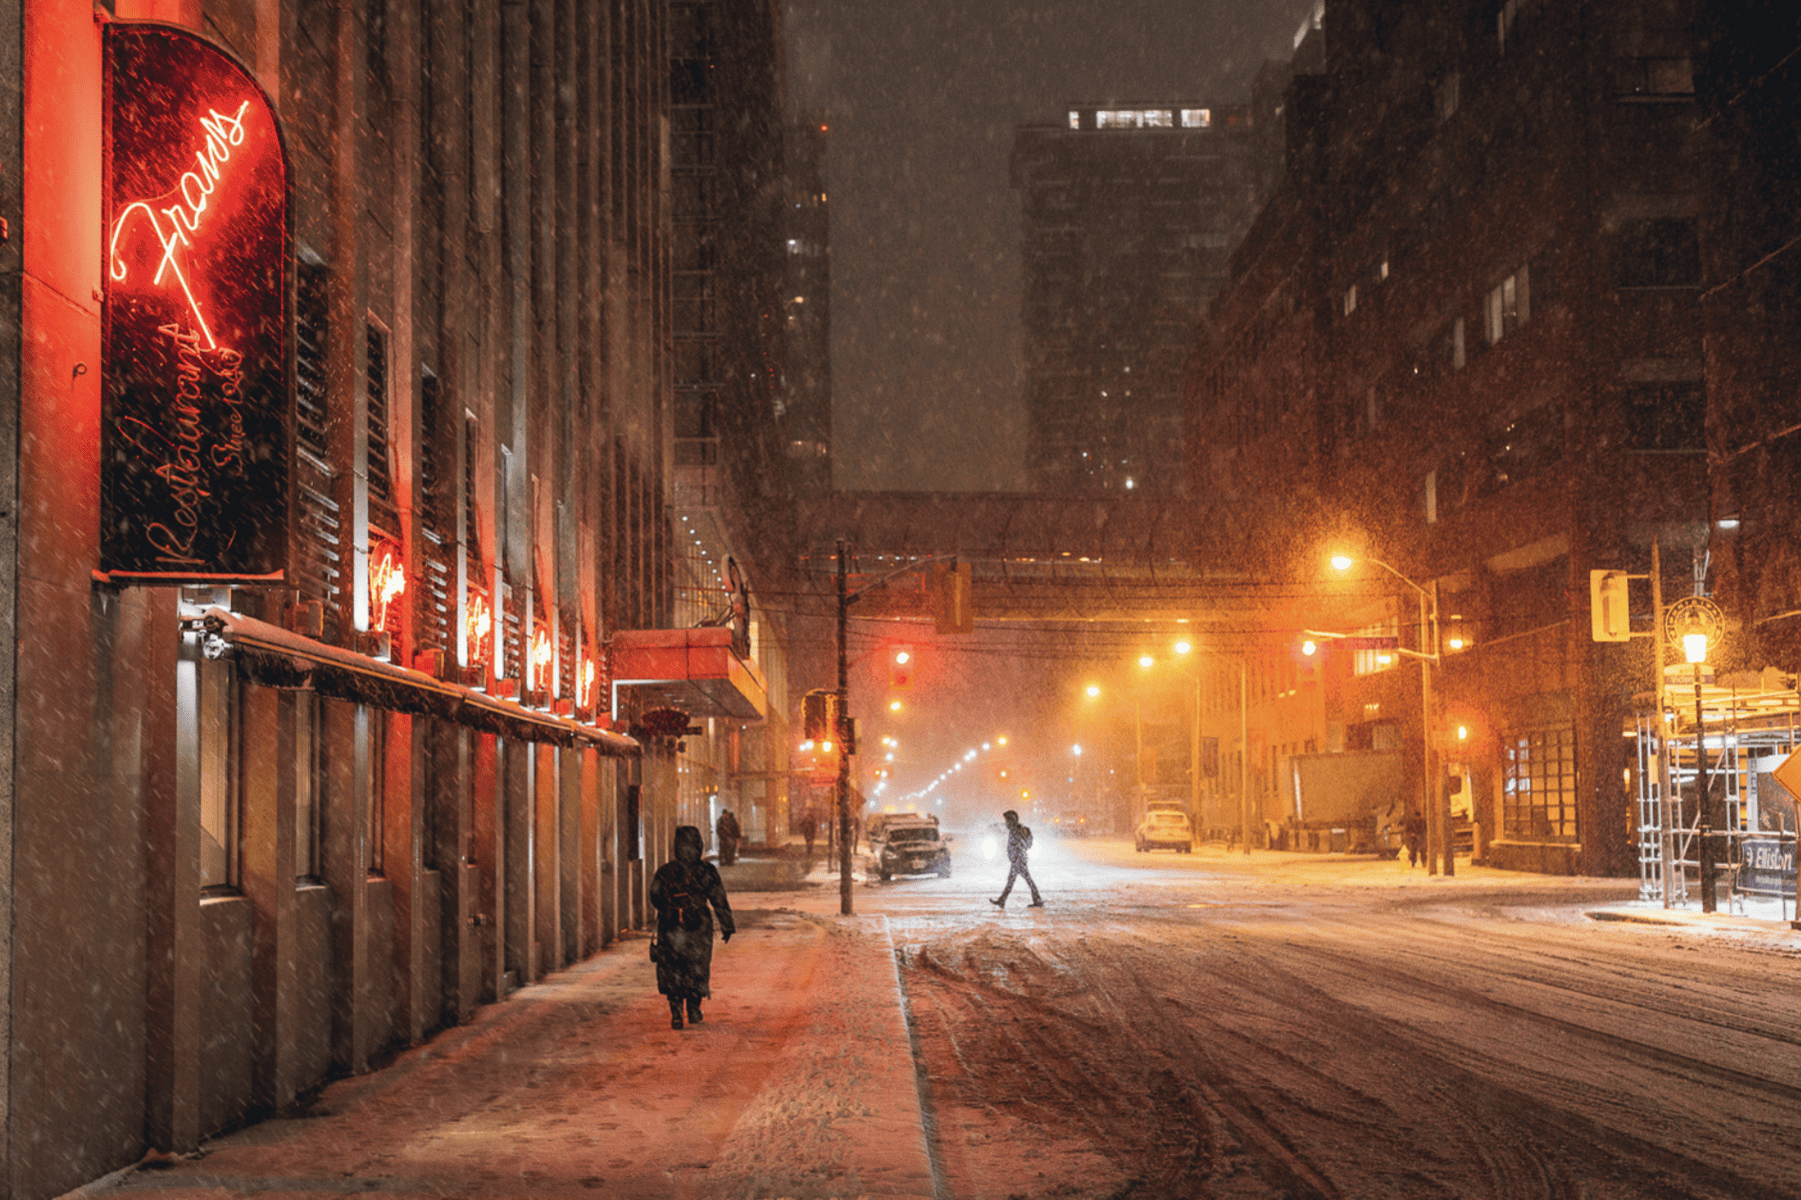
[108,101,252,350]
[370,544,406,631]
[466,592,492,663]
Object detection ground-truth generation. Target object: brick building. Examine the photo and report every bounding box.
[1189,0,1720,876]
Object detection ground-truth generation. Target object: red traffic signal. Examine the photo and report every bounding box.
[889,644,915,689]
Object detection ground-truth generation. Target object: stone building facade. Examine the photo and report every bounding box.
[0,0,795,1193]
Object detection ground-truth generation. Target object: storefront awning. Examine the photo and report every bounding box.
[610,627,767,721]
[201,608,640,757]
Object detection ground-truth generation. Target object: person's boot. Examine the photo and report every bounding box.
[669,999,685,1030]
[989,897,1005,908]
[686,998,703,1025]
[1028,896,1045,907]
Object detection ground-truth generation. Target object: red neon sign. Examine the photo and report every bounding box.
[466,591,493,667]
[102,24,289,577]
[108,100,251,350]
[530,630,553,687]
[369,543,406,633]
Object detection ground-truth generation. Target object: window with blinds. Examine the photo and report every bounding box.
[294,261,343,629]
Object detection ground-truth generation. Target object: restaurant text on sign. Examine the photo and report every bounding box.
[102,24,290,579]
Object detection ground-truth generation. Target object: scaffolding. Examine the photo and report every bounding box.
[1634,671,1801,916]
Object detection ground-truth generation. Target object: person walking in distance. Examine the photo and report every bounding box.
[715,807,742,867]
[990,809,1043,908]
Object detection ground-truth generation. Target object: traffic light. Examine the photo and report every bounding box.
[930,562,973,634]
[802,689,836,740]
[889,644,915,689]
[1589,570,1630,642]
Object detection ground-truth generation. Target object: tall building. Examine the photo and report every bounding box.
[667,0,799,847]
[783,119,834,495]
[1011,101,1272,495]
[0,1,792,1192]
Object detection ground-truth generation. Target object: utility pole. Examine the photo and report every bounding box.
[836,540,852,916]
[1240,657,1250,855]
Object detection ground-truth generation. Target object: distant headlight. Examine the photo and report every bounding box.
[981,836,999,861]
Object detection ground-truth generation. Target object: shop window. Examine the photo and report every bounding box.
[1503,725,1578,841]
[1614,218,1700,289]
[179,631,240,892]
[1625,382,1706,451]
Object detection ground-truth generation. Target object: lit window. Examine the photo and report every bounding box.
[1352,621,1400,676]
[1485,268,1529,344]
[1096,109,1174,129]
[1181,109,1210,128]
[1068,110,1081,129]
[1343,284,1357,316]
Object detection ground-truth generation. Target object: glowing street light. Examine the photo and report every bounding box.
[1330,551,1446,874]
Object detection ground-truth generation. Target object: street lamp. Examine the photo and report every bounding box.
[1684,632,1717,913]
[1331,553,1447,875]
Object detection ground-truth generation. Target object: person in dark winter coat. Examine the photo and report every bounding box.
[989,809,1043,908]
[1404,808,1427,868]
[716,808,742,866]
[650,825,735,1029]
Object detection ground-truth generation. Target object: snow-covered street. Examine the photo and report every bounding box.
[67,837,1801,1199]
[859,836,1801,1198]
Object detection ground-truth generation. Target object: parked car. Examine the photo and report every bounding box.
[873,816,952,879]
[1135,810,1194,853]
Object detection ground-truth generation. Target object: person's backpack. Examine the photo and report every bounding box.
[1021,825,1033,851]
[667,865,704,931]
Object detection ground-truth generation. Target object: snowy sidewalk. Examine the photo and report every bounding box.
[74,909,935,1200]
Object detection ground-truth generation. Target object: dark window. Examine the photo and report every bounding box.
[1482,405,1563,494]
[296,263,331,473]
[1615,218,1700,288]
[1625,382,1706,451]
[366,323,397,540]
[1612,56,1694,98]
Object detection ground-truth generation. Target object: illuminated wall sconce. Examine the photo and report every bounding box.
[465,590,493,675]
[370,542,406,633]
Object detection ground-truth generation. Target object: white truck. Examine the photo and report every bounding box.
[1274,751,1406,857]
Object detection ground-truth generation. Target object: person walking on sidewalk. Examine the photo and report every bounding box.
[650,825,735,1029]
[989,809,1043,908]
[716,807,742,866]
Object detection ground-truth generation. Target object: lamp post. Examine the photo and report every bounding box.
[1331,554,1447,875]
[1684,631,1716,913]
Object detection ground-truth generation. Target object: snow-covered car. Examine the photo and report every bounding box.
[874,818,952,880]
[1134,810,1194,853]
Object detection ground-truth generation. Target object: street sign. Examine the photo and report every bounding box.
[1343,636,1399,650]
[1772,749,1801,807]
[1664,596,1725,652]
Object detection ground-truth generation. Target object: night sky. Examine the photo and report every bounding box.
[783,0,1319,493]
